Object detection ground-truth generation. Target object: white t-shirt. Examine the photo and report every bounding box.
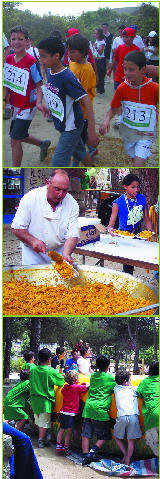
[77,356,91,375]
[94,40,106,58]
[114,384,139,417]
[26,46,40,59]
[11,185,79,265]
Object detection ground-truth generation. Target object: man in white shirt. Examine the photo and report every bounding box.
[11,169,79,265]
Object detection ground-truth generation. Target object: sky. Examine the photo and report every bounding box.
[18,1,159,17]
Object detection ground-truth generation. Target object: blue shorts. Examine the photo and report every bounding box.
[10,118,32,140]
[59,413,75,429]
[52,125,86,167]
[114,415,142,439]
[82,418,112,440]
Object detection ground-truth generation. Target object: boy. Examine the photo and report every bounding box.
[23,350,35,370]
[99,51,159,166]
[137,361,159,456]
[4,369,30,431]
[56,370,89,454]
[51,346,65,373]
[113,27,140,90]
[67,33,98,159]
[36,36,99,167]
[82,355,116,465]
[114,369,142,465]
[29,348,64,448]
[3,25,51,167]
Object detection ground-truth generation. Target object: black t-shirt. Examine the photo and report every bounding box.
[104,33,113,59]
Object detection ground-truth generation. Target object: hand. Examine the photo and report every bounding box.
[99,120,110,135]
[87,131,99,148]
[63,254,73,264]
[107,68,112,77]
[36,102,50,117]
[107,226,117,237]
[31,238,46,253]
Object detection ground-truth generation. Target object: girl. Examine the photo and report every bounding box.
[107,173,153,274]
[56,370,89,454]
[93,28,106,94]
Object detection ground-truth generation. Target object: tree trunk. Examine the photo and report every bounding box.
[30,319,42,364]
[130,168,158,209]
[3,318,12,379]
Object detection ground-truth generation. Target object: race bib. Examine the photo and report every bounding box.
[121,101,156,132]
[42,85,64,122]
[3,63,29,96]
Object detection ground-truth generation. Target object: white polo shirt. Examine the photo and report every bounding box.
[114,385,139,417]
[11,185,79,265]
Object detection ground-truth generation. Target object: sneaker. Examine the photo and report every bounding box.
[56,444,65,454]
[82,451,98,466]
[38,439,46,448]
[40,140,51,161]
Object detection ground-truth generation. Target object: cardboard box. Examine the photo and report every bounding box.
[77,224,100,247]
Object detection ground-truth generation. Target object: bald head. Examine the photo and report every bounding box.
[47,170,69,206]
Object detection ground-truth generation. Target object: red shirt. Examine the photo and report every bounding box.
[5,53,42,110]
[111,77,159,109]
[61,383,88,414]
[115,44,140,83]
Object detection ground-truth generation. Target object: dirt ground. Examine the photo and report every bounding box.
[3,78,158,167]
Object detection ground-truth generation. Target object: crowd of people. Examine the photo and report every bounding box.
[3,21,159,168]
[3,344,159,467]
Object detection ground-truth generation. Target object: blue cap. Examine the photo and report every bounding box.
[129,25,137,31]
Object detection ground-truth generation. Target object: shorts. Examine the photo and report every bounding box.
[145,426,159,456]
[10,106,36,140]
[114,415,142,440]
[124,138,152,159]
[82,418,112,441]
[59,413,75,429]
[34,412,51,429]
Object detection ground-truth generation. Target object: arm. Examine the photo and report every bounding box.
[99,107,120,135]
[36,83,50,117]
[95,43,105,56]
[144,205,154,231]
[107,203,119,236]
[80,95,99,147]
[12,228,46,254]
[63,237,78,264]
[3,86,9,112]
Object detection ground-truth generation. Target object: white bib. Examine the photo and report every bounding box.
[3,63,29,96]
[42,85,64,122]
[121,100,156,132]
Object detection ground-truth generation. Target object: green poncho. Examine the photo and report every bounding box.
[29,364,64,414]
[82,371,116,422]
[137,375,159,431]
[4,380,30,420]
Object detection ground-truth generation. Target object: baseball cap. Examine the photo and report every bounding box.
[148,31,157,37]
[122,27,136,37]
[66,28,79,38]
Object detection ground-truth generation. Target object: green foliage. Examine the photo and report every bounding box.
[3,2,159,44]
[20,332,30,351]
[16,357,25,371]
[139,346,159,365]
[10,358,15,372]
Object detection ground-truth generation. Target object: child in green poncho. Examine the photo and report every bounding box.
[23,350,35,370]
[3,369,30,430]
[137,361,159,456]
[29,348,64,448]
[82,355,116,465]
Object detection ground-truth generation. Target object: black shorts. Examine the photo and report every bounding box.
[59,413,75,429]
[82,418,112,440]
[10,118,32,140]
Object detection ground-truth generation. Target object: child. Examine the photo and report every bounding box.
[114,369,142,465]
[29,348,64,448]
[99,50,159,166]
[82,355,116,465]
[23,350,35,369]
[51,346,65,373]
[137,361,159,456]
[113,27,140,90]
[4,369,30,430]
[107,173,153,274]
[3,25,51,166]
[36,36,99,167]
[77,346,92,376]
[67,33,98,159]
[93,28,106,94]
[56,370,89,454]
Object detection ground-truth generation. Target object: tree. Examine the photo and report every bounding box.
[30,318,42,363]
